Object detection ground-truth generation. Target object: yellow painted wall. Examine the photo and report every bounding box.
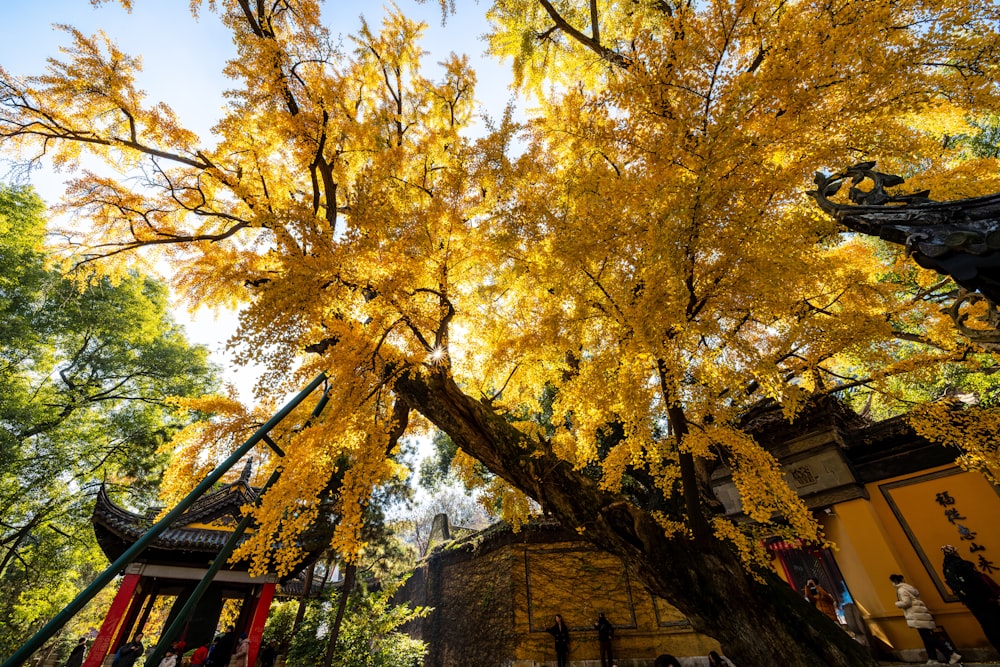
[823,496,914,651]
[827,464,1000,654]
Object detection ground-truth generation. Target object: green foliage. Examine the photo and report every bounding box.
[0,185,48,364]
[952,114,1000,159]
[261,600,298,652]
[0,184,220,656]
[284,582,428,667]
[417,430,458,492]
[284,603,329,667]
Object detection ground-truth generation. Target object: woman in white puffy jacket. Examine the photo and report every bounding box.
[156,651,178,667]
[891,573,961,664]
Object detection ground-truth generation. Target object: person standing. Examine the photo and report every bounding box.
[65,638,87,667]
[546,613,570,667]
[708,650,734,666]
[189,644,209,667]
[203,639,216,666]
[112,634,144,667]
[259,641,277,667]
[942,544,1000,651]
[157,649,179,667]
[803,578,839,622]
[231,633,250,667]
[594,612,614,667]
[206,628,236,667]
[890,573,961,664]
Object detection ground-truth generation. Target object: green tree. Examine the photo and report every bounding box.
[952,114,1000,159]
[416,430,459,492]
[262,601,297,655]
[0,184,219,655]
[328,581,428,667]
[284,581,428,667]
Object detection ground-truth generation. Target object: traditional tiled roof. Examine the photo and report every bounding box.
[92,461,333,579]
[91,466,260,568]
[277,571,334,597]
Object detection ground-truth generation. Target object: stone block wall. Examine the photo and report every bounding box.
[398,522,720,667]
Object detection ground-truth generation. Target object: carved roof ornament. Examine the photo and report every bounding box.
[810,162,1000,348]
[92,459,335,577]
[92,473,261,564]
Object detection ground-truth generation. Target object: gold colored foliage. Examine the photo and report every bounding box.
[909,402,1000,485]
[234,374,408,575]
[159,393,261,502]
[6,0,1000,581]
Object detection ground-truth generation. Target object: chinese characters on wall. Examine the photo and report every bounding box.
[935,490,997,573]
[790,465,817,487]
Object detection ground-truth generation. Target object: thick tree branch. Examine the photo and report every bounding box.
[536,0,632,68]
[390,368,871,665]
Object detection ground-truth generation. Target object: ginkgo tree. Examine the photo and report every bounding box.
[3,0,1000,664]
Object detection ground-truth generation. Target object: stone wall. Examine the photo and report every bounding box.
[399,521,720,667]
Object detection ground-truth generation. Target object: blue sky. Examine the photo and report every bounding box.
[0,1,511,131]
[0,1,514,398]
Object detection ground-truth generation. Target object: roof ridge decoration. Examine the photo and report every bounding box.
[92,465,261,551]
[810,163,1000,348]
[239,457,253,483]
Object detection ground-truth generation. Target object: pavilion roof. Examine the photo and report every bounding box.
[92,461,260,568]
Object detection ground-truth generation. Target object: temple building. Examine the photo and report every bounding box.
[401,401,1000,666]
[400,517,717,666]
[759,406,1000,663]
[84,463,319,667]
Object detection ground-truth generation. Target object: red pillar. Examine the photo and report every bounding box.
[245,582,276,667]
[111,580,152,654]
[83,572,142,667]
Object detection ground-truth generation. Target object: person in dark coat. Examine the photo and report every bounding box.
[594,612,614,667]
[65,638,86,667]
[942,544,1000,651]
[204,638,219,666]
[259,641,277,667]
[112,633,144,667]
[546,614,570,667]
[206,628,236,667]
[653,655,682,667]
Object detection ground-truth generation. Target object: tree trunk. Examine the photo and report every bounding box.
[291,562,315,637]
[393,369,875,667]
[321,562,356,667]
[317,555,335,592]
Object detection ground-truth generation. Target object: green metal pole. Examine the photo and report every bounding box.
[143,468,282,667]
[145,380,332,665]
[1,373,327,667]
